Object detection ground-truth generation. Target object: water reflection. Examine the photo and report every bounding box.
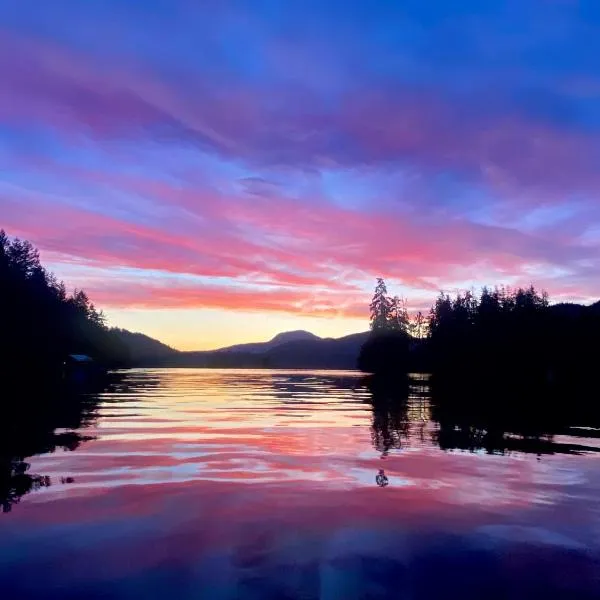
[364,373,600,458]
[3,370,600,512]
[0,378,111,512]
[366,375,430,456]
[375,469,389,487]
[1,370,599,599]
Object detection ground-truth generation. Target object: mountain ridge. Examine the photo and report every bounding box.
[214,330,321,354]
[112,328,369,369]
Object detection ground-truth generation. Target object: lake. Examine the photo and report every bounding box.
[1,369,599,599]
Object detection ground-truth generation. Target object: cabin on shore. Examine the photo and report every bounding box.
[63,354,104,383]
[66,354,94,365]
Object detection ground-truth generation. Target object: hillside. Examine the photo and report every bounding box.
[110,329,179,366]
[214,330,321,354]
[552,300,600,315]
[123,330,370,369]
[262,332,369,369]
[174,331,369,369]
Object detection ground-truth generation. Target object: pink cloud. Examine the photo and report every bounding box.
[3,172,597,316]
[80,278,367,317]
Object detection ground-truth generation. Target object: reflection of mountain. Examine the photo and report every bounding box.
[365,374,600,457]
[0,377,117,513]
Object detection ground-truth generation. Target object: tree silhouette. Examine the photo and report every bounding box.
[360,278,600,404]
[359,279,410,375]
[426,285,553,382]
[370,278,392,331]
[390,296,410,334]
[0,229,130,376]
[411,311,425,339]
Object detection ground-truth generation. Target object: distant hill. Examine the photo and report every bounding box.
[215,330,321,354]
[110,328,179,365]
[261,332,370,369]
[120,329,370,369]
[550,301,600,318]
[175,331,370,369]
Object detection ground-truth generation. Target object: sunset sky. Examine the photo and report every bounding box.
[2,1,600,350]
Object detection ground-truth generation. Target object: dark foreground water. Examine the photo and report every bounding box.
[1,369,599,599]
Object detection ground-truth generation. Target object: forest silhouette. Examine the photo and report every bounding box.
[359,278,600,417]
[1,230,132,376]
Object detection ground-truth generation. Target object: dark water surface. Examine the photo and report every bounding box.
[1,369,599,599]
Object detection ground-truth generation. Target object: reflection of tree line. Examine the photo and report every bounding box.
[365,375,600,457]
[365,376,427,456]
[0,375,126,513]
[4,370,599,510]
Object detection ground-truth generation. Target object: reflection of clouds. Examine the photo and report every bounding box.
[531,464,587,487]
[10,364,600,599]
[23,370,600,506]
[2,476,599,599]
[475,525,588,551]
[0,358,599,600]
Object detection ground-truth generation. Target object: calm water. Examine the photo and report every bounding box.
[1,369,599,599]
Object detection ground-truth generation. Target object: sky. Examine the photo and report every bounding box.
[2,1,600,350]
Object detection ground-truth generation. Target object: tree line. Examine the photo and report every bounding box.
[360,277,600,395]
[368,278,426,338]
[0,229,130,376]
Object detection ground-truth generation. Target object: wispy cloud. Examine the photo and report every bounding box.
[1,0,599,342]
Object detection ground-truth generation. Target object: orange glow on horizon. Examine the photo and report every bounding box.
[106,307,369,350]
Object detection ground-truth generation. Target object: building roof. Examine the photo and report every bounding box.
[68,354,94,363]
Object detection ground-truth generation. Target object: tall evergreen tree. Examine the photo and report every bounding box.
[369,278,392,332]
[359,279,411,374]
